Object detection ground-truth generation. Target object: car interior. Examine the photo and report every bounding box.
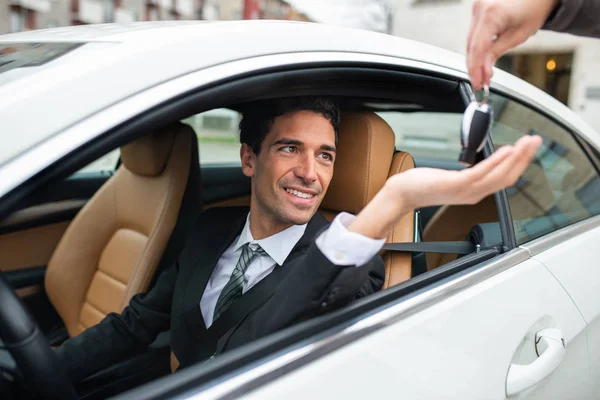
[0,66,513,399]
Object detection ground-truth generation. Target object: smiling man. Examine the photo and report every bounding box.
[55,96,541,383]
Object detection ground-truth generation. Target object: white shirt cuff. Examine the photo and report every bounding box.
[315,212,386,266]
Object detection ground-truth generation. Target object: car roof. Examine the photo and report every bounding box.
[0,21,468,165]
[0,20,597,167]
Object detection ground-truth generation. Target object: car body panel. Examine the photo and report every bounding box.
[217,257,590,400]
[0,51,466,199]
[523,218,600,396]
[0,21,599,400]
[0,21,598,168]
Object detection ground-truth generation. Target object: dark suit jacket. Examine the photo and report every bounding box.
[55,206,385,383]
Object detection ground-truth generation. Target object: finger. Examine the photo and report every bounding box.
[463,144,514,182]
[485,28,531,72]
[466,2,483,88]
[468,26,495,90]
[467,3,499,89]
[480,136,541,193]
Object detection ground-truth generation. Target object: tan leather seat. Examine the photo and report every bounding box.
[320,112,396,220]
[380,152,415,289]
[45,123,200,338]
[320,112,415,289]
[423,196,498,270]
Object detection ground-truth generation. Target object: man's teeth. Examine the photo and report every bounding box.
[285,188,314,199]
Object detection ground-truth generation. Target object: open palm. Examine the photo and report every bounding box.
[387,135,542,210]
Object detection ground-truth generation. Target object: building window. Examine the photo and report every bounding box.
[146,3,159,20]
[10,6,36,32]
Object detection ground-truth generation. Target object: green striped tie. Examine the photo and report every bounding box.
[212,243,268,323]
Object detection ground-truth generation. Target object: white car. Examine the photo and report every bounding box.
[0,21,599,400]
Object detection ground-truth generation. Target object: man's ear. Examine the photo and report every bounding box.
[240,143,255,178]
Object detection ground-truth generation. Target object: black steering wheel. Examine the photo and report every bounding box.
[0,273,77,399]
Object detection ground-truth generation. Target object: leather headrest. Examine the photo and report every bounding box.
[120,125,181,177]
[321,112,396,214]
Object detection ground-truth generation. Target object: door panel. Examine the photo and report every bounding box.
[526,222,600,396]
[0,221,70,274]
[241,258,590,400]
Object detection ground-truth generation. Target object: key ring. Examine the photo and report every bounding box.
[474,84,490,105]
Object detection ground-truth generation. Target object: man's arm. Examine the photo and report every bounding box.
[348,136,541,239]
[54,261,177,383]
[542,0,600,38]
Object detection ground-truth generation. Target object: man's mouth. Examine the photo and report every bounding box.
[284,188,316,199]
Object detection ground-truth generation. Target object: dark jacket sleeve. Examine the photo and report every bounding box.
[54,261,178,383]
[543,0,600,38]
[221,244,384,352]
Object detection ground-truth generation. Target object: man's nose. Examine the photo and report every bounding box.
[295,154,317,183]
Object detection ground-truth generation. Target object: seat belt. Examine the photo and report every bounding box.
[382,241,475,254]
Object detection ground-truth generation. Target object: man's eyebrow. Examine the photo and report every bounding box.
[271,138,336,153]
[271,138,303,147]
[321,144,337,153]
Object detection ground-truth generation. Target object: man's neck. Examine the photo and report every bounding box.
[248,209,292,240]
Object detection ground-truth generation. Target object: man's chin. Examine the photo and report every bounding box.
[280,208,318,226]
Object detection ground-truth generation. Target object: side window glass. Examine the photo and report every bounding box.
[488,93,600,244]
[182,108,242,165]
[77,149,120,174]
[376,111,463,161]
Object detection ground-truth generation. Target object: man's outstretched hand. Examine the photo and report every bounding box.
[349,135,542,239]
[467,0,558,90]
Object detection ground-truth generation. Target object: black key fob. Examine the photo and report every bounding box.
[459,90,494,165]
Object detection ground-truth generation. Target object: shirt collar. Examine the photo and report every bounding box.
[233,213,308,266]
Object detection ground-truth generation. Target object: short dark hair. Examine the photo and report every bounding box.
[239,97,339,154]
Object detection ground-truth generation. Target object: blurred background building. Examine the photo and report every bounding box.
[392,0,600,133]
[1,0,599,132]
[0,0,310,34]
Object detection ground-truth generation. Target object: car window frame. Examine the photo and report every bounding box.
[485,87,600,247]
[0,57,565,399]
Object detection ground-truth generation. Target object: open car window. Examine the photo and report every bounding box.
[183,108,242,165]
[489,92,600,244]
[377,110,463,161]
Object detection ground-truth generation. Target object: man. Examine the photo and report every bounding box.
[467,0,600,90]
[55,96,541,383]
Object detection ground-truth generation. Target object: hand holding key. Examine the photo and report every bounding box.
[467,0,559,89]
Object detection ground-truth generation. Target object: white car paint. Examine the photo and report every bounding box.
[0,21,598,166]
[523,218,600,396]
[0,21,599,400]
[235,255,591,400]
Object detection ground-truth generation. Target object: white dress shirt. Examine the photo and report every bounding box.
[200,212,385,327]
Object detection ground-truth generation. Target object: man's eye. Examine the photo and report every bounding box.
[319,153,333,161]
[280,146,296,153]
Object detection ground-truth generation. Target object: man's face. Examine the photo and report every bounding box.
[241,110,336,228]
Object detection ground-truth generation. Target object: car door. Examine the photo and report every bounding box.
[486,91,600,397]
[237,254,588,400]
[196,91,598,399]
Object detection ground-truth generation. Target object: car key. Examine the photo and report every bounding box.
[459,85,494,165]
